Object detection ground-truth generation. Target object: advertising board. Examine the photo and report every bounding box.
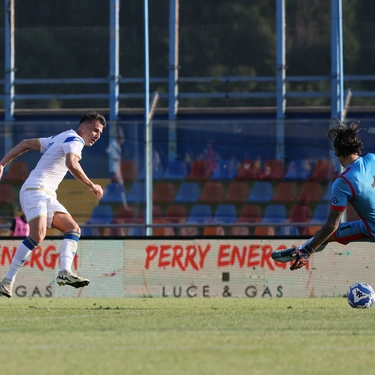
[0,238,373,298]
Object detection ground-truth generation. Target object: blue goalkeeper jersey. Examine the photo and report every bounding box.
[331,153,375,236]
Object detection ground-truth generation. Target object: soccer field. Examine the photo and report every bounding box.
[0,297,374,375]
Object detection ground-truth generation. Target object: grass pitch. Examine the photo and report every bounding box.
[0,297,374,375]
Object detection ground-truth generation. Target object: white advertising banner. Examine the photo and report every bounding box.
[0,238,374,298]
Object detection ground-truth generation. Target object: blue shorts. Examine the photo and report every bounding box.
[334,220,374,245]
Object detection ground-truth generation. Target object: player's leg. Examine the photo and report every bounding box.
[0,191,46,298]
[51,211,90,289]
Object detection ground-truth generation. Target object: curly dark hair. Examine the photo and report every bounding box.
[328,119,364,158]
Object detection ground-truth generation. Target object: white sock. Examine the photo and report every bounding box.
[59,232,80,271]
[6,237,38,281]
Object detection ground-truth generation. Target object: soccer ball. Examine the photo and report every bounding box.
[347,282,375,308]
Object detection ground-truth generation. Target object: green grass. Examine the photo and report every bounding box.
[0,297,374,375]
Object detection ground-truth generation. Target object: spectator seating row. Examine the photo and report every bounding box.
[120,158,338,183]
[81,202,360,237]
[120,180,332,206]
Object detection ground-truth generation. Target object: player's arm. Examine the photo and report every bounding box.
[65,153,103,199]
[290,208,343,270]
[0,139,40,179]
[309,209,343,249]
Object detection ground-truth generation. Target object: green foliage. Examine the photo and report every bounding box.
[0,0,375,108]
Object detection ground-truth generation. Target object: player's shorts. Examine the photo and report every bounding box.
[20,188,69,228]
[334,220,375,245]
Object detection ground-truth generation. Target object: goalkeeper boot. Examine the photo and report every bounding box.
[271,247,300,263]
[0,277,13,298]
[56,270,90,289]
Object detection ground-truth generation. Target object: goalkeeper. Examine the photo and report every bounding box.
[273,120,375,270]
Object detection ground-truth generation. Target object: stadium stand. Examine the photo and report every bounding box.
[114,205,138,222]
[161,160,188,180]
[198,181,225,204]
[3,161,29,184]
[153,182,176,204]
[235,159,262,180]
[222,182,249,204]
[247,181,273,203]
[212,204,237,224]
[310,204,330,223]
[186,205,212,224]
[236,204,262,223]
[174,182,200,203]
[203,226,225,236]
[283,159,313,180]
[310,159,338,182]
[153,226,175,236]
[288,204,311,223]
[185,160,212,181]
[298,181,323,204]
[210,159,238,180]
[141,205,163,222]
[259,159,285,180]
[82,205,113,236]
[120,160,139,182]
[137,164,164,180]
[177,226,200,236]
[261,204,287,223]
[254,226,275,236]
[228,226,250,236]
[164,205,188,223]
[127,182,146,204]
[271,181,298,204]
[100,181,126,206]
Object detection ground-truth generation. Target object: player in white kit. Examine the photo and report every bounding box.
[0,112,106,297]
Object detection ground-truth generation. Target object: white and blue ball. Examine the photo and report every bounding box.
[347,282,375,308]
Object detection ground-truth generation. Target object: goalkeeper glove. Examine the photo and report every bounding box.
[290,244,314,271]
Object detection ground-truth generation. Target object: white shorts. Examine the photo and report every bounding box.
[20,189,69,228]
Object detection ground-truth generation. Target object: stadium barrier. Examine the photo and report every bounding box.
[0,238,370,298]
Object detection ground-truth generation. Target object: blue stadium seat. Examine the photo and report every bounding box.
[247,181,273,203]
[101,182,126,205]
[283,159,313,180]
[261,204,287,224]
[161,160,188,180]
[127,182,146,204]
[311,204,330,223]
[210,159,238,180]
[82,205,114,236]
[174,182,200,203]
[186,205,212,224]
[213,204,237,224]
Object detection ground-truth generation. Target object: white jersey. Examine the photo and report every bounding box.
[21,129,85,196]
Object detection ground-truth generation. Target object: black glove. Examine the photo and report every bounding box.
[290,244,314,270]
